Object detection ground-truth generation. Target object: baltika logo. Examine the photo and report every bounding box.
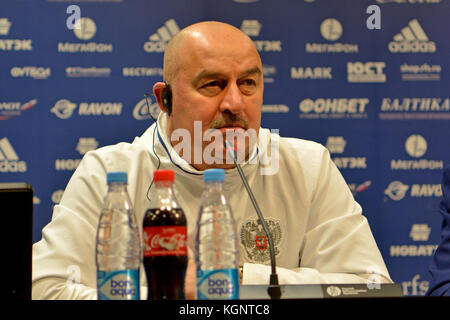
[306,19,358,53]
[384,181,409,200]
[0,99,37,120]
[240,20,282,52]
[133,98,160,120]
[144,19,180,53]
[58,17,113,53]
[0,137,27,172]
[390,134,443,170]
[388,19,436,53]
[379,97,450,120]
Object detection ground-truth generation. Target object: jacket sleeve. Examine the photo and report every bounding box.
[426,166,450,296]
[32,151,108,299]
[243,145,392,285]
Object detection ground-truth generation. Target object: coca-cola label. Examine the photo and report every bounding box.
[143,226,187,257]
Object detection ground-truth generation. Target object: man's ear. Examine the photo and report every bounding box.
[153,81,170,114]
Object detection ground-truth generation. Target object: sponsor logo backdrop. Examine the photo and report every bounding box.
[0,0,449,296]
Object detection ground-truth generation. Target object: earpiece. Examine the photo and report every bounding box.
[161,80,172,115]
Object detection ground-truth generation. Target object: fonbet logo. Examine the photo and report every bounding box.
[56,137,99,171]
[347,62,386,83]
[133,98,160,120]
[388,19,436,53]
[240,19,282,52]
[51,99,122,119]
[325,136,367,169]
[0,18,33,51]
[0,137,27,172]
[390,134,443,170]
[379,97,450,120]
[299,98,369,119]
[384,180,442,201]
[58,17,113,53]
[291,66,332,80]
[0,99,37,120]
[144,19,180,53]
[306,19,358,53]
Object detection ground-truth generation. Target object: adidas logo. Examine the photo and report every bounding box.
[144,19,180,53]
[0,137,27,172]
[388,19,436,53]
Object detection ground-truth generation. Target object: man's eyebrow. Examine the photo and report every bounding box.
[192,66,262,86]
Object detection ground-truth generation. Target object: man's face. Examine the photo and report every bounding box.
[166,30,264,170]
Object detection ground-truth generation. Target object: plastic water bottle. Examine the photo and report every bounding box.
[195,168,240,300]
[96,171,141,300]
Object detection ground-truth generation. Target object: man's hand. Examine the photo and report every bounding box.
[185,252,196,299]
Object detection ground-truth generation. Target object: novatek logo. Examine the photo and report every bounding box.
[409,224,431,241]
[299,98,369,119]
[0,18,33,51]
[144,19,180,53]
[0,137,27,172]
[379,97,450,120]
[388,19,436,53]
[240,20,282,52]
[291,66,332,80]
[51,99,122,119]
[306,19,358,53]
[10,66,51,79]
[385,180,442,201]
[0,99,37,120]
[58,17,113,53]
[390,134,443,170]
[347,62,386,83]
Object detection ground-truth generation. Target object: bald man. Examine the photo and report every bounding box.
[32,21,392,300]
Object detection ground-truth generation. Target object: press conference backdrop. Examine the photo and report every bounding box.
[0,0,449,296]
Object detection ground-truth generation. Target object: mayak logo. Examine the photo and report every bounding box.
[133,98,160,120]
[306,19,358,53]
[0,18,33,51]
[58,17,113,53]
[347,62,386,83]
[291,66,332,80]
[385,180,442,201]
[390,134,443,170]
[0,137,27,172]
[409,224,431,241]
[388,19,436,53]
[51,99,122,119]
[379,97,450,120]
[0,99,37,120]
[240,20,282,52]
[144,19,180,53]
[299,98,369,120]
[55,138,97,171]
[10,66,51,79]
[325,136,367,169]
[400,63,441,81]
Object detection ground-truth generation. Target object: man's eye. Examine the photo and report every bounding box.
[204,81,220,87]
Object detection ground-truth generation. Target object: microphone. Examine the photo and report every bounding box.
[224,139,282,300]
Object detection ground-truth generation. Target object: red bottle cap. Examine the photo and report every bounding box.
[153,169,175,182]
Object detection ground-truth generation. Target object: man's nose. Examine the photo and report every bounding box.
[219,82,245,114]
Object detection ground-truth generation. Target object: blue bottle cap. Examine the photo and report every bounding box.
[203,168,225,182]
[107,171,127,184]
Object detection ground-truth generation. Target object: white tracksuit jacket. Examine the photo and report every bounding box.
[32,113,391,299]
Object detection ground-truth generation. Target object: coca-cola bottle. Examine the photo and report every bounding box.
[143,169,188,300]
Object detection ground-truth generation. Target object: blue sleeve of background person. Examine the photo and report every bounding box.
[427,166,450,296]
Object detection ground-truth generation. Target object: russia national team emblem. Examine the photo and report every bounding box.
[240,218,282,264]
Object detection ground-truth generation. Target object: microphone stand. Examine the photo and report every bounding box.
[224,140,282,300]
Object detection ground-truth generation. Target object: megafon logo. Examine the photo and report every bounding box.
[0,99,37,120]
[0,137,27,172]
[388,19,436,53]
[144,19,180,53]
[306,19,358,53]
